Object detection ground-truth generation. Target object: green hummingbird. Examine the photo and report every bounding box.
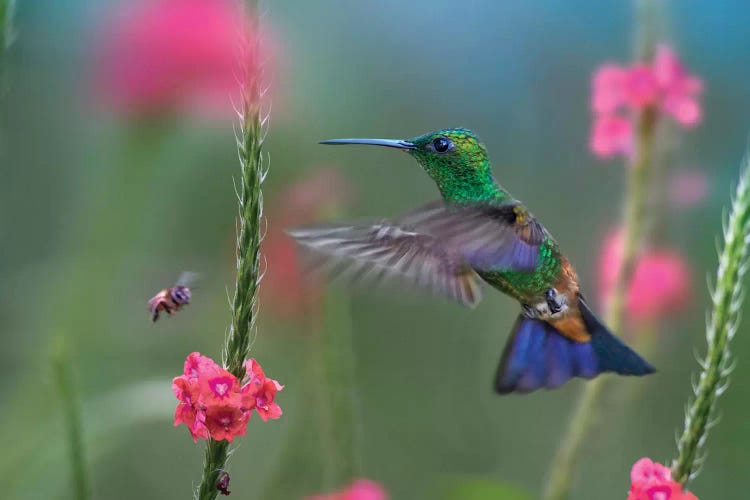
[289,128,655,394]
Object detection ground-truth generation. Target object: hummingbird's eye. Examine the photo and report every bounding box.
[432,136,453,154]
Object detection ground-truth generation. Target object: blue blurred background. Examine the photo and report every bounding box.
[1,0,749,498]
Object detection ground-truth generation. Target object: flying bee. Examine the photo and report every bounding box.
[148,272,198,322]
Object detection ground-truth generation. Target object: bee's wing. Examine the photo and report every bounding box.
[287,221,483,308]
[176,271,200,287]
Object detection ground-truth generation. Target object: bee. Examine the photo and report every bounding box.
[148,272,197,322]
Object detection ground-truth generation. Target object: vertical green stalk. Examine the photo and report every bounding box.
[543,5,662,497]
[542,108,657,500]
[0,0,14,92]
[315,293,361,487]
[671,159,750,485]
[52,337,90,500]
[195,3,266,499]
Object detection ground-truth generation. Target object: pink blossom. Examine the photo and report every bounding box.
[172,353,283,442]
[668,170,709,208]
[184,352,221,380]
[598,230,691,322]
[306,479,389,500]
[172,376,208,442]
[628,458,699,500]
[592,64,628,114]
[630,458,672,485]
[589,45,702,160]
[653,46,704,126]
[623,64,660,108]
[204,404,249,442]
[590,115,633,159]
[261,168,354,321]
[241,359,283,421]
[96,0,264,117]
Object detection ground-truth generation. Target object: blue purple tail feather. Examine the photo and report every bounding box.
[494,297,654,394]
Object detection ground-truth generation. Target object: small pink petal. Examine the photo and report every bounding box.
[669,170,709,208]
[590,114,633,159]
[623,64,659,108]
[592,64,628,114]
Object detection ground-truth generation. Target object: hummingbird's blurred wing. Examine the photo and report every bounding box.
[287,222,484,308]
[398,201,546,272]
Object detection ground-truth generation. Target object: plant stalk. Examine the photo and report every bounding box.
[542,108,657,500]
[53,337,90,500]
[196,2,266,498]
[671,157,750,485]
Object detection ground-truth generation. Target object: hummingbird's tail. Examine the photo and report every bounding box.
[494,297,655,394]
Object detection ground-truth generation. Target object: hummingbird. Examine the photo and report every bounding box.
[289,128,655,394]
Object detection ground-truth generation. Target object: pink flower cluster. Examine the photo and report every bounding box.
[97,0,265,117]
[590,45,703,159]
[261,168,354,321]
[599,230,691,323]
[628,458,698,500]
[173,352,283,442]
[306,479,388,500]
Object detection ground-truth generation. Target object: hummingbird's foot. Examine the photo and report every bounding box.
[545,288,565,314]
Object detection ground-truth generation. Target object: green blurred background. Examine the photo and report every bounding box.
[1,0,749,498]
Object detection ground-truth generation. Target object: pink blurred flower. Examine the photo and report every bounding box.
[261,168,354,321]
[627,458,699,500]
[97,0,265,117]
[241,359,283,421]
[653,46,704,127]
[589,45,702,160]
[590,114,633,159]
[623,64,660,108]
[592,64,628,114]
[306,479,389,500]
[599,230,691,322]
[668,170,709,208]
[172,353,283,442]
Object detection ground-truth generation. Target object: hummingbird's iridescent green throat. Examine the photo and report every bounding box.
[321,128,505,203]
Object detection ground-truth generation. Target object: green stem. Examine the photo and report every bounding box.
[671,159,750,485]
[195,3,265,499]
[52,337,90,500]
[542,109,657,500]
[316,293,361,487]
[0,0,14,94]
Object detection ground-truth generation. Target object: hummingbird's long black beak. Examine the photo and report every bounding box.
[319,138,416,150]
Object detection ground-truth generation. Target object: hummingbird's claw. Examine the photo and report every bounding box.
[545,288,564,314]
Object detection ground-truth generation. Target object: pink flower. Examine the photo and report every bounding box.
[204,404,249,442]
[96,0,264,117]
[172,376,208,442]
[172,353,283,442]
[653,46,704,127]
[599,230,691,322]
[241,359,283,421]
[592,64,628,114]
[200,371,242,407]
[184,352,221,380]
[306,479,389,500]
[261,168,354,321]
[589,45,702,160]
[590,115,633,159]
[668,170,709,208]
[627,458,699,500]
[630,458,672,485]
[623,64,660,108]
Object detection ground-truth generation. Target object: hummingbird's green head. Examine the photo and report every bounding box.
[320,128,501,203]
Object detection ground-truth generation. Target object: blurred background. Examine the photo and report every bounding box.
[1,0,749,498]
